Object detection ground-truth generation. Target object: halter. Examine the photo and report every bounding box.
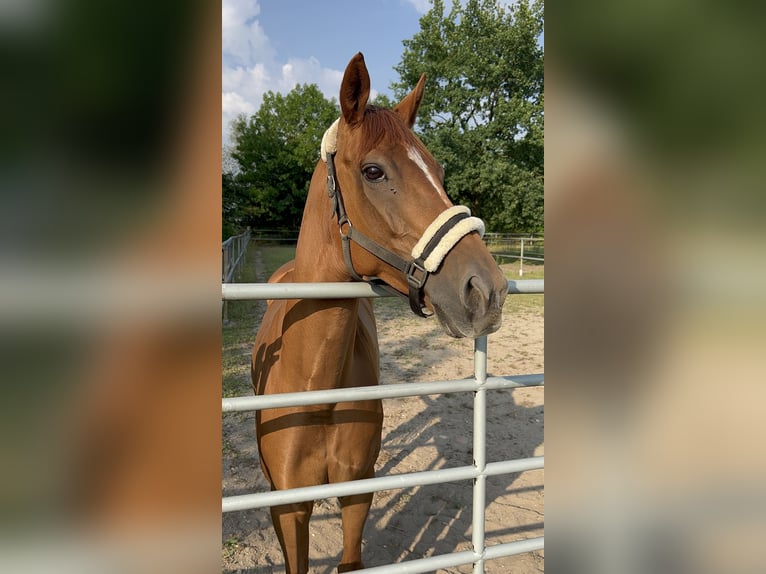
[321,118,485,317]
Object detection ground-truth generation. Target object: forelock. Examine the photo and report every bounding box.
[355,106,422,155]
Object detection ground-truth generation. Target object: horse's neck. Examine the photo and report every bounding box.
[293,162,349,284]
[284,163,362,389]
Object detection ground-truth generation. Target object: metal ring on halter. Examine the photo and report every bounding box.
[338,217,352,239]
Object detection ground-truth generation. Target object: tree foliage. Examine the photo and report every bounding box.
[393,0,544,232]
[222,170,247,239]
[222,2,543,234]
[227,84,339,230]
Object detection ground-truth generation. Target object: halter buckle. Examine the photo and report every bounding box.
[405,260,428,290]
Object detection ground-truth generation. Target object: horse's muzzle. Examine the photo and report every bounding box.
[427,257,508,339]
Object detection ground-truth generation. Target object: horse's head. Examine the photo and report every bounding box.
[325,53,507,338]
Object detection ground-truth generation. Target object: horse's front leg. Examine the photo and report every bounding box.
[330,395,382,572]
[338,492,374,572]
[270,501,315,574]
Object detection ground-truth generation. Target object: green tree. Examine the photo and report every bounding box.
[222,170,246,239]
[393,0,544,232]
[370,92,395,109]
[230,84,339,229]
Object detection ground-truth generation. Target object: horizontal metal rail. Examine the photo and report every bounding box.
[223,456,543,512]
[494,253,545,262]
[223,373,543,412]
[483,233,544,241]
[222,279,543,301]
[359,537,544,574]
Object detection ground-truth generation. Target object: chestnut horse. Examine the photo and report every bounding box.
[252,53,508,573]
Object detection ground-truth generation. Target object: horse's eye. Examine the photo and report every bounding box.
[362,165,385,182]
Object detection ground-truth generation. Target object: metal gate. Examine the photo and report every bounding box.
[222,279,544,573]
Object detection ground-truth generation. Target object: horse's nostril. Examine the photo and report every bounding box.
[462,275,491,311]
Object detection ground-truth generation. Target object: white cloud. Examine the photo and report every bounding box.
[221,62,269,139]
[222,91,255,118]
[222,1,273,68]
[221,0,259,29]
[277,57,343,98]
[221,0,344,145]
[403,0,432,14]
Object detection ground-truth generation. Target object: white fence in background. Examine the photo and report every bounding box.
[245,231,544,276]
[221,279,544,574]
[482,234,544,276]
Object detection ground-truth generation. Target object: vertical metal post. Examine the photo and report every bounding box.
[472,335,488,574]
[519,238,525,276]
[222,244,229,322]
[235,235,242,281]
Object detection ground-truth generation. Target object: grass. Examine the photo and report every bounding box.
[501,261,544,315]
[260,244,297,277]
[222,535,241,561]
[222,437,238,457]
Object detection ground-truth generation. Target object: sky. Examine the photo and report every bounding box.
[222,0,430,145]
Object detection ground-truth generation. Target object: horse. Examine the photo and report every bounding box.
[251,52,508,573]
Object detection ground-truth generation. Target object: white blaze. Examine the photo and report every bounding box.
[407,145,446,199]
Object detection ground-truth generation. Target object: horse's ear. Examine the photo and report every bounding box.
[394,73,426,129]
[340,52,370,126]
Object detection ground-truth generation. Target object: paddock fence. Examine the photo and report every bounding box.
[221,279,544,574]
[221,229,251,321]
[482,234,544,276]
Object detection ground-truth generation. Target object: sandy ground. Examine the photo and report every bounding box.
[222,261,544,573]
